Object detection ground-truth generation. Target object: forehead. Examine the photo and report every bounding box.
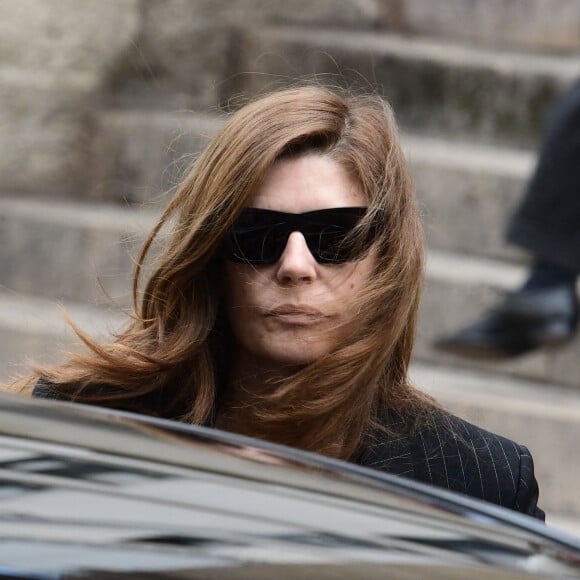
[250,154,365,212]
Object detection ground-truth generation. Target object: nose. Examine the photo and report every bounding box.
[275,231,317,285]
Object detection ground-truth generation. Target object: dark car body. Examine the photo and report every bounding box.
[0,392,578,579]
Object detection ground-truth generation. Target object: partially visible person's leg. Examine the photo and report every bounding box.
[507,79,580,276]
[436,81,580,359]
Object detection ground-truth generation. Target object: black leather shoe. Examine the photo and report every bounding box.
[435,285,579,359]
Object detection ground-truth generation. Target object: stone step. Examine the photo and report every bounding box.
[0,291,123,382]
[377,0,580,54]
[241,0,580,54]
[404,135,533,263]
[90,108,535,259]
[548,514,580,539]
[410,361,580,520]
[150,0,580,54]
[115,2,580,117]
[0,197,158,305]
[232,25,579,147]
[416,250,580,389]
[89,110,224,203]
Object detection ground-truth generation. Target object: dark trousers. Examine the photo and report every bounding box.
[507,79,580,273]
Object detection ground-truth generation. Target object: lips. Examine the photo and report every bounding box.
[267,304,325,325]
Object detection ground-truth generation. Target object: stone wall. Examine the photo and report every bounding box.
[3,0,579,199]
[0,0,140,195]
[0,0,388,197]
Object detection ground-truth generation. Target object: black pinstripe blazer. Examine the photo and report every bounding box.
[358,412,545,521]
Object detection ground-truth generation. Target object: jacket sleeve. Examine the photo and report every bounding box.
[32,378,52,398]
[515,445,545,521]
[409,413,546,521]
[32,378,67,400]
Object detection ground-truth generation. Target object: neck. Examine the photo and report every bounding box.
[215,348,302,432]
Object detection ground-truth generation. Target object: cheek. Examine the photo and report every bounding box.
[224,263,258,305]
[223,264,268,334]
[338,252,376,301]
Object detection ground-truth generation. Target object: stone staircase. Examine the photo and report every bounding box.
[2,0,580,532]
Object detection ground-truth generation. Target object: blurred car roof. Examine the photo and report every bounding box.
[0,391,578,579]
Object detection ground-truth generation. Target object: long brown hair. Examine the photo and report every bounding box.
[10,86,434,459]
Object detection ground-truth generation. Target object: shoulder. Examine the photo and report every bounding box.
[32,378,111,402]
[411,412,544,520]
[360,410,543,520]
[32,378,65,400]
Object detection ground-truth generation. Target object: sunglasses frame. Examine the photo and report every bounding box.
[224,206,380,265]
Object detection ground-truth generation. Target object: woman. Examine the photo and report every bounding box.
[15,86,543,519]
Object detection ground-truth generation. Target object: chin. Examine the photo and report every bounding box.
[258,341,332,368]
[232,327,338,369]
[270,352,320,367]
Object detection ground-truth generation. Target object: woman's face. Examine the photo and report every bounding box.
[224,154,377,369]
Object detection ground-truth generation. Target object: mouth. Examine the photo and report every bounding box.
[267,305,326,325]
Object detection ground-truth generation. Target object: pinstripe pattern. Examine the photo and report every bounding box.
[359,412,545,521]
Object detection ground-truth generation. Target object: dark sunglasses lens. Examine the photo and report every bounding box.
[303,208,369,263]
[229,227,288,264]
[304,227,352,263]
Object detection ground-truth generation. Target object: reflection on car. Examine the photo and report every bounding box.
[0,392,578,579]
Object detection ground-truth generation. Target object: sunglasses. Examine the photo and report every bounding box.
[224,207,380,265]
